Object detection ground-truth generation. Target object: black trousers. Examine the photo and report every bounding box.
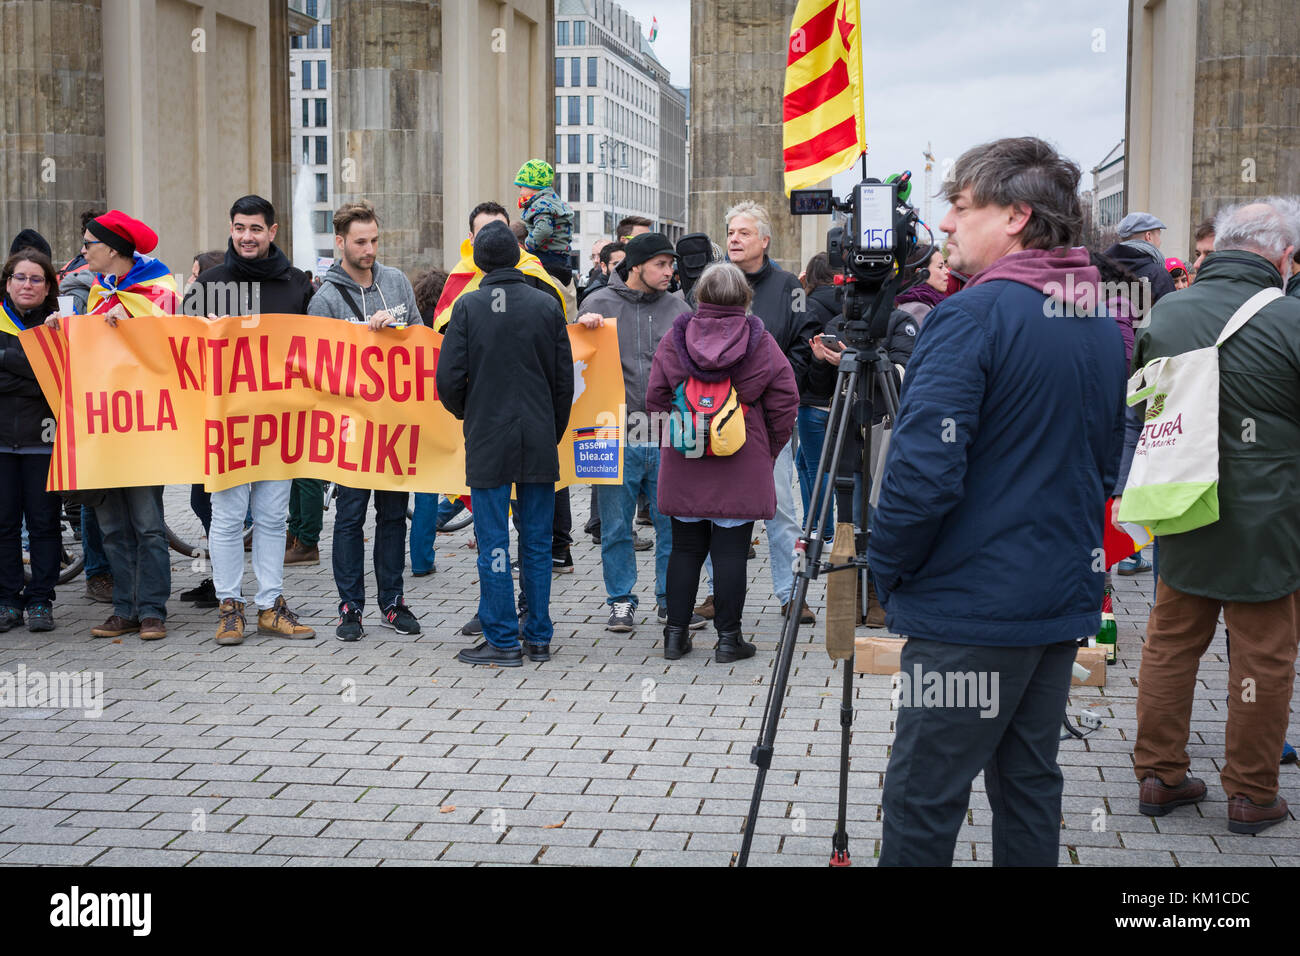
[0,452,62,607]
[665,518,754,632]
[879,636,1077,866]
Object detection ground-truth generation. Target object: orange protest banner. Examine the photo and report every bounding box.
[21,314,625,494]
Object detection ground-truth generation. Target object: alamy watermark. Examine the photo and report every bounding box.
[0,665,103,718]
[890,664,1000,719]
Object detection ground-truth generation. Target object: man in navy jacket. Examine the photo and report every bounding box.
[868,137,1127,866]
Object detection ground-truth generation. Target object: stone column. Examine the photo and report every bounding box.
[689,0,800,273]
[332,0,442,277]
[269,0,293,253]
[0,0,107,266]
[1189,0,1300,240]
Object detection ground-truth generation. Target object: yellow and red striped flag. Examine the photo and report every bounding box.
[782,0,866,195]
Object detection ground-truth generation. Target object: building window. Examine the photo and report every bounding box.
[291,34,301,50]
[587,133,594,163]
[313,211,331,234]
[321,24,330,47]
[301,98,310,127]
[315,136,327,165]
[316,173,329,203]
[307,26,317,49]
[568,134,581,165]
[588,57,598,86]
[555,57,564,87]
[555,97,562,125]
[571,57,580,86]
[318,61,327,90]
[315,98,327,127]
[568,96,580,126]
[306,0,317,16]
[556,20,569,45]
[587,172,594,202]
[588,96,595,124]
[555,134,562,161]
[301,136,310,165]
[574,21,586,45]
[573,210,581,234]
[302,64,312,90]
[568,173,581,203]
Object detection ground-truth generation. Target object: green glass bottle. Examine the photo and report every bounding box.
[1097,586,1117,665]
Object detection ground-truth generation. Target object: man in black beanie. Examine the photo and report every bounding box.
[437,220,575,666]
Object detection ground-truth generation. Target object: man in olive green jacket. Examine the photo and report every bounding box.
[1131,198,1300,835]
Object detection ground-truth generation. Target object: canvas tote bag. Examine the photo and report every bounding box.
[1118,286,1283,535]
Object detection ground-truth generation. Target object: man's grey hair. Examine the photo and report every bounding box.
[725,201,772,242]
[1214,197,1300,261]
[693,262,753,310]
[944,136,1082,251]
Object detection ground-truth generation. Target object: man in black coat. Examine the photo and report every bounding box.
[1103,211,1177,306]
[437,221,575,666]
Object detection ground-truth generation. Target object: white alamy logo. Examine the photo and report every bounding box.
[0,666,103,718]
[50,887,151,936]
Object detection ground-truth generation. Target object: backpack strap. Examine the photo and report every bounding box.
[1215,287,1283,347]
[334,285,367,323]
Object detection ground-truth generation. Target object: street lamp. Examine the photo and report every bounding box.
[598,136,629,237]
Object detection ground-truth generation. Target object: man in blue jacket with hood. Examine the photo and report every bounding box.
[868,137,1127,866]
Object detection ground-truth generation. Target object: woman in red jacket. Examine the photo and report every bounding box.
[646,262,798,662]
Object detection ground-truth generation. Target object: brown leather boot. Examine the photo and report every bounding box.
[284,537,320,566]
[257,595,316,640]
[693,594,715,620]
[1138,774,1206,816]
[139,617,167,641]
[1227,794,1290,834]
[286,529,295,550]
[215,599,246,645]
[91,614,139,638]
[865,580,887,628]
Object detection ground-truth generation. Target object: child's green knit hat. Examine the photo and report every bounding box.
[514,159,554,189]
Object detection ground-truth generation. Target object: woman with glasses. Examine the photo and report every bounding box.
[0,246,63,632]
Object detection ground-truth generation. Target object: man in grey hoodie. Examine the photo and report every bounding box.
[577,233,703,635]
[307,200,424,642]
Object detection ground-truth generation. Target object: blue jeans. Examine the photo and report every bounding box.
[797,406,835,529]
[94,485,170,620]
[766,438,799,605]
[211,480,291,608]
[474,482,554,648]
[598,443,671,609]
[81,502,110,579]
[333,485,408,612]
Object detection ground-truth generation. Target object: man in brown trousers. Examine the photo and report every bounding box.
[1131,197,1300,834]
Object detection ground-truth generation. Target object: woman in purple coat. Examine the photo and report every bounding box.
[646,263,798,662]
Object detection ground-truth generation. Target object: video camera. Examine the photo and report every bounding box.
[790,173,931,346]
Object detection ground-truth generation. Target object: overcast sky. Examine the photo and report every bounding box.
[614,0,1128,226]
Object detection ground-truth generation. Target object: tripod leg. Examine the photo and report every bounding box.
[831,656,854,866]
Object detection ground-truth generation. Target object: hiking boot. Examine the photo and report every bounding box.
[284,537,320,566]
[716,627,757,663]
[606,601,635,632]
[1227,794,1290,835]
[92,615,140,638]
[181,578,219,609]
[663,625,692,661]
[0,605,23,632]
[215,599,246,645]
[336,603,364,642]
[381,599,420,635]
[25,603,55,633]
[694,594,715,619]
[782,600,816,625]
[1138,774,1207,817]
[634,533,652,551]
[552,550,575,574]
[656,604,707,630]
[85,573,114,604]
[258,596,315,640]
[139,617,166,641]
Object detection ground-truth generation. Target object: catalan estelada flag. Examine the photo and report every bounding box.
[783,0,866,195]
[85,254,178,317]
[433,238,569,332]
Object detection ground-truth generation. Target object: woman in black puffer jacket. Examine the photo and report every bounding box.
[0,248,62,632]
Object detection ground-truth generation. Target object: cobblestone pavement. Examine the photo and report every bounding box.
[0,485,1296,866]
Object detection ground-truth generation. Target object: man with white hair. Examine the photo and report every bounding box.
[1132,196,1300,835]
[1104,211,1178,303]
[724,200,822,624]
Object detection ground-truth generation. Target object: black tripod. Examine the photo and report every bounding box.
[736,276,903,868]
